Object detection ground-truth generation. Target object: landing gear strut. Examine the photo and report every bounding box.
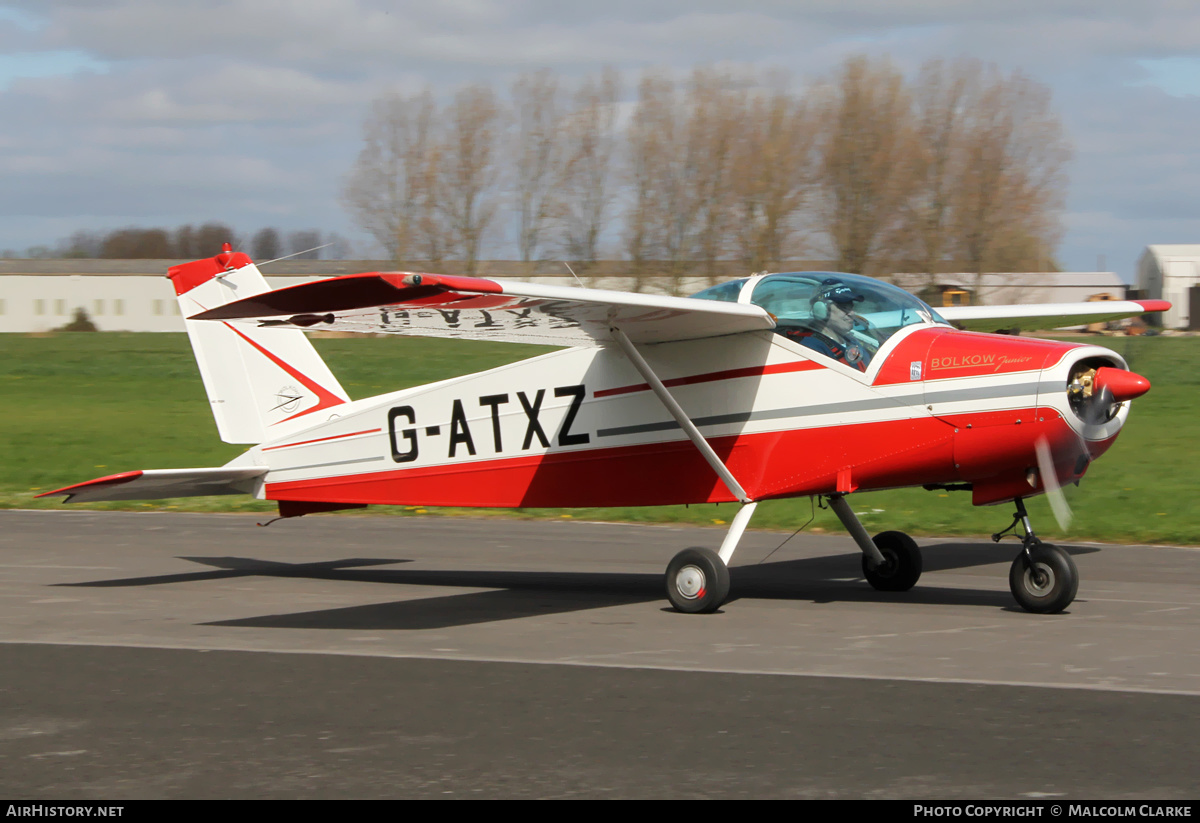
[827,494,923,592]
[664,501,756,614]
[862,531,923,592]
[993,498,1079,614]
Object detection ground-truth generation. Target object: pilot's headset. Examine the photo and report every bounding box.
[810,282,864,321]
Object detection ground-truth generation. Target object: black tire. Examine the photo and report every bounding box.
[665,547,730,614]
[1009,543,1078,614]
[862,530,923,592]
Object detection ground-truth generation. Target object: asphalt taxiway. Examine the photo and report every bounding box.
[1,510,1197,798]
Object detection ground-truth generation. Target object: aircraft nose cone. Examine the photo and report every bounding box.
[1093,366,1151,403]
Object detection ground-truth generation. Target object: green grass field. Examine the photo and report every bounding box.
[3,332,1197,544]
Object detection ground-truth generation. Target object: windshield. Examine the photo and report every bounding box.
[689,278,746,303]
[693,272,947,368]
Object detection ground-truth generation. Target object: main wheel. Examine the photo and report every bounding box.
[665,547,730,614]
[862,530,923,592]
[1009,543,1078,614]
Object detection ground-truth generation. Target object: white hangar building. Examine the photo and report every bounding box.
[0,260,1142,333]
[891,271,1127,307]
[0,260,351,333]
[1137,245,1200,329]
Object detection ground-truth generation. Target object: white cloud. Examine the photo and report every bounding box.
[1,1,1199,267]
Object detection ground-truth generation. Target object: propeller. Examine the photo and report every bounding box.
[1067,365,1150,426]
[1034,436,1073,532]
[1036,363,1151,533]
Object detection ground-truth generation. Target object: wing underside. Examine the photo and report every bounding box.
[190,271,776,346]
[939,300,1170,333]
[38,467,267,503]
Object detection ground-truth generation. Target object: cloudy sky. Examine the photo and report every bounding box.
[2,1,1198,280]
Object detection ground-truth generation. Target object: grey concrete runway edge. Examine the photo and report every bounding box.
[1,510,1196,798]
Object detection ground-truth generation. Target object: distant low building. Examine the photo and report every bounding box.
[0,260,1137,333]
[0,259,743,332]
[0,259,371,333]
[1137,245,1199,329]
[892,272,1127,309]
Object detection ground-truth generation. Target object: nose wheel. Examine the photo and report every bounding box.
[1009,542,1078,614]
[995,498,1079,614]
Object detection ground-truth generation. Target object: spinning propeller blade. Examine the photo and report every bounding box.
[1035,436,1073,532]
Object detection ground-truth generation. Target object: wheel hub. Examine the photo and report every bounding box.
[674,565,706,600]
[876,550,898,577]
[1024,562,1055,596]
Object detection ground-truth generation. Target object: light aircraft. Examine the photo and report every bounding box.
[43,245,1169,615]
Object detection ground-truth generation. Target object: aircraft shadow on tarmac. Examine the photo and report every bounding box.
[56,542,1100,630]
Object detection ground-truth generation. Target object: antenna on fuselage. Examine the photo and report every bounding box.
[258,243,334,269]
[562,262,585,288]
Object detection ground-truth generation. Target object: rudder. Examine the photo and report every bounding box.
[169,244,349,444]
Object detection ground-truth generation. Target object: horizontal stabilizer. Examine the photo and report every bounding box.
[939,300,1170,333]
[191,271,776,346]
[38,467,267,503]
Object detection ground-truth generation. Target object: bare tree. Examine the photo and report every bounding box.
[410,99,448,266]
[895,58,976,291]
[252,228,282,260]
[195,223,237,256]
[101,228,174,258]
[343,89,444,265]
[172,223,237,257]
[337,59,1071,283]
[557,67,620,273]
[173,225,199,258]
[57,230,104,258]
[654,74,704,289]
[623,71,675,286]
[951,68,1071,282]
[287,229,322,259]
[811,56,917,276]
[324,232,353,260]
[511,69,562,265]
[729,78,814,271]
[624,69,725,292]
[686,67,746,283]
[439,84,503,275]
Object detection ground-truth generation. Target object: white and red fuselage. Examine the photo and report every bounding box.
[248,323,1129,511]
[45,252,1159,516]
[40,250,1167,618]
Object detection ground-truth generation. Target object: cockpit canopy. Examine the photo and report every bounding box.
[691,272,949,354]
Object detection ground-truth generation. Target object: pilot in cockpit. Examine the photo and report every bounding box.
[782,281,880,371]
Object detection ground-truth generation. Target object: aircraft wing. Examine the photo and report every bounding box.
[190,271,776,346]
[939,299,1171,333]
[37,467,267,503]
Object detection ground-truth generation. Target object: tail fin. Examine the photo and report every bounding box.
[169,245,349,444]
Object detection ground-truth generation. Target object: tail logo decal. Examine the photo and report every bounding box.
[272,386,304,414]
[222,322,346,424]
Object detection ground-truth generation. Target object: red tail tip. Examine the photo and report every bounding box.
[167,247,253,295]
[215,242,237,270]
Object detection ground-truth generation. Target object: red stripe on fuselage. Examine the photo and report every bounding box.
[265,409,1093,509]
[262,428,382,452]
[265,415,965,508]
[594,360,824,398]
